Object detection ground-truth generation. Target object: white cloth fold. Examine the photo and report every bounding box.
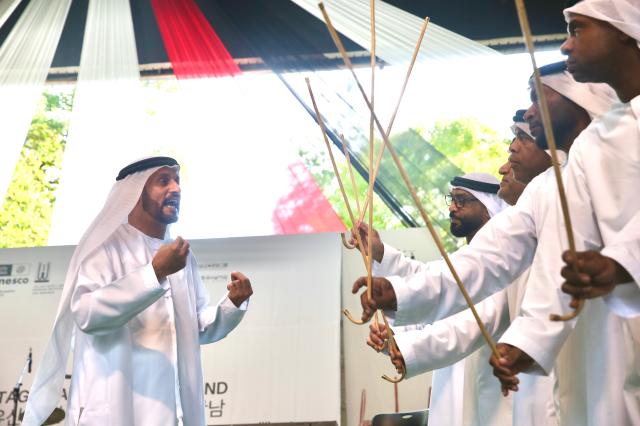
[540,71,619,118]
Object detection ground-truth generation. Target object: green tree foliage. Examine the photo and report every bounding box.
[423,118,509,178]
[0,90,73,248]
[302,119,509,252]
[299,147,403,232]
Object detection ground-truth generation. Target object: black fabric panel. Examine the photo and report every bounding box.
[384,0,567,40]
[130,0,168,65]
[51,0,89,68]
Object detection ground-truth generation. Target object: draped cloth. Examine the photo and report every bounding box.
[48,0,145,246]
[150,0,241,79]
[289,0,495,65]
[0,0,22,29]
[0,0,72,204]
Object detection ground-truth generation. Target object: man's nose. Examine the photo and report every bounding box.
[560,37,572,55]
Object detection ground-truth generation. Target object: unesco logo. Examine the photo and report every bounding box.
[35,262,51,283]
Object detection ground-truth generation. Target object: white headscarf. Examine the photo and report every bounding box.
[564,0,640,50]
[511,121,534,139]
[540,70,619,118]
[450,172,508,218]
[23,159,178,425]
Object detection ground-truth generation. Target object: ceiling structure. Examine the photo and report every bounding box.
[0,0,571,80]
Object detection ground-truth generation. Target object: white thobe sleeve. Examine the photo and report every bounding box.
[601,215,640,317]
[385,189,538,327]
[564,129,640,318]
[192,256,248,345]
[498,248,576,375]
[393,290,510,378]
[70,245,168,336]
[373,243,434,277]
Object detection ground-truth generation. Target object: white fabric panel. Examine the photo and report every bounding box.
[48,0,146,246]
[0,0,23,29]
[0,232,341,424]
[0,0,72,204]
[290,0,496,65]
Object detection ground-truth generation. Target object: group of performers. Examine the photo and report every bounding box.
[15,0,640,425]
[351,0,640,425]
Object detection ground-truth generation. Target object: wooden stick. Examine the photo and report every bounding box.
[366,0,376,303]
[380,312,406,383]
[340,134,362,218]
[318,2,501,359]
[513,0,583,321]
[356,16,430,225]
[306,77,371,325]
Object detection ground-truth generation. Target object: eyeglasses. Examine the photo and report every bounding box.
[445,193,478,208]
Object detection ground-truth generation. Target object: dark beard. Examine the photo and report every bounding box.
[535,134,549,150]
[141,191,178,224]
[450,217,483,239]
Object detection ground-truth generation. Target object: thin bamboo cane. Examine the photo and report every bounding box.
[513,0,583,321]
[357,16,430,225]
[341,134,362,218]
[366,0,376,303]
[306,77,371,325]
[318,1,501,360]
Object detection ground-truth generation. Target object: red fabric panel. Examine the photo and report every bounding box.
[150,0,241,79]
[272,161,347,235]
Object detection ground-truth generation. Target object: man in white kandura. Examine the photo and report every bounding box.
[492,2,640,424]
[365,113,558,426]
[23,156,253,426]
[354,61,626,425]
[557,1,640,307]
[362,173,511,426]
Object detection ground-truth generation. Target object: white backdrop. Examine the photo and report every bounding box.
[0,232,341,425]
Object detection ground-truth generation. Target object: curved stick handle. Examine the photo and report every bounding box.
[379,312,406,383]
[382,338,406,383]
[341,233,357,250]
[549,299,584,321]
[343,308,366,325]
[382,368,406,383]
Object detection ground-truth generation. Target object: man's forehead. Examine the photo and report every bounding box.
[148,165,180,179]
[452,188,474,198]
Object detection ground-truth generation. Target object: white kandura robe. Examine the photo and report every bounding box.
[66,223,246,426]
[375,244,557,426]
[500,94,640,425]
[382,156,640,424]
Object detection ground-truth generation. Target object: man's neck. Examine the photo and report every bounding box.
[558,119,591,152]
[609,50,640,103]
[127,212,167,239]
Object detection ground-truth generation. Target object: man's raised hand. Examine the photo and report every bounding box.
[152,237,190,281]
[228,271,253,307]
[561,250,632,305]
[488,343,534,396]
[352,276,397,322]
[367,322,388,352]
[349,222,384,263]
